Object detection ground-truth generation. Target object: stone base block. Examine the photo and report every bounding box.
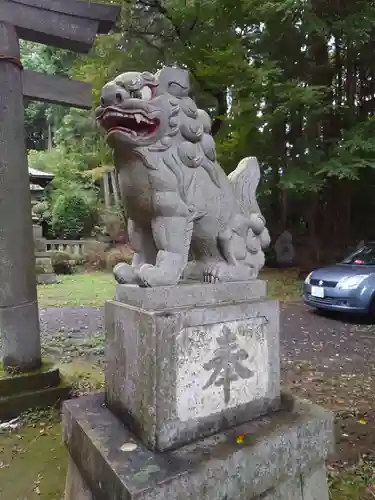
[106,280,280,451]
[36,273,60,285]
[35,253,59,284]
[34,239,47,252]
[0,361,71,420]
[32,224,43,240]
[63,392,334,500]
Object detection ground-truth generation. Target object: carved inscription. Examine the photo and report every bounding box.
[203,324,255,404]
[176,316,270,421]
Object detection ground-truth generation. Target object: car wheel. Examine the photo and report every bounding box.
[368,297,375,320]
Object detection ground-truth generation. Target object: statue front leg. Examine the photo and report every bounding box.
[113,219,157,284]
[136,216,192,287]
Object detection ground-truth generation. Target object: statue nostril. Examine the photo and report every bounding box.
[115,92,123,103]
[100,97,105,106]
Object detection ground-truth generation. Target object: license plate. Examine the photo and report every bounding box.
[311,286,324,298]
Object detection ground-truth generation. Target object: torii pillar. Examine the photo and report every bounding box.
[0,0,120,373]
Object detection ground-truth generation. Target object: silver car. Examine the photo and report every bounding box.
[303,244,375,316]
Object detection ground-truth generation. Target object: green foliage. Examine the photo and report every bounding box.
[21,41,75,150]
[24,0,375,246]
[93,204,127,243]
[51,189,98,240]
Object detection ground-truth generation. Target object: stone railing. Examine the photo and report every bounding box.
[45,240,87,256]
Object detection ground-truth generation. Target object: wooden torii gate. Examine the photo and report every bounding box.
[0,0,120,373]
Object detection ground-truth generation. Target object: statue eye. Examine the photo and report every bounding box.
[129,86,153,100]
[140,86,152,100]
[130,89,142,99]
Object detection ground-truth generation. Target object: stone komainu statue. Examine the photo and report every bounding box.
[96,67,271,287]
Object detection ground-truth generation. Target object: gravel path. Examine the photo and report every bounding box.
[39,307,104,339]
[36,302,375,375]
[280,303,375,375]
[1,302,374,375]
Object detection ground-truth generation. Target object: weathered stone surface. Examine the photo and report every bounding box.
[0,361,59,397]
[1,0,120,52]
[106,285,280,451]
[35,252,59,284]
[97,68,271,287]
[274,230,295,267]
[32,224,43,239]
[0,22,42,372]
[256,476,302,499]
[34,239,47,252]
[0,301,42,372]
[63,392,334,500]
[0,382,71,421]
[36,256,54,273]
[36,273,60,285]
[115,279,267,310]
[301,465,329,500]
[23,69,93,109]
[65,456,93,500]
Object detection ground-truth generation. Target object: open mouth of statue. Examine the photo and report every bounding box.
[100,110,159,137]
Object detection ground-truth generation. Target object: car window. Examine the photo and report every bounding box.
[342,246,375,265]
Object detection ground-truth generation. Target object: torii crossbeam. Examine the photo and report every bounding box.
[0,0,120,372]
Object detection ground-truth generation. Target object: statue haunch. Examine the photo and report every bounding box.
[96,67,271,287]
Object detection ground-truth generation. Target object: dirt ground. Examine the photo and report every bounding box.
[280,303,375,471]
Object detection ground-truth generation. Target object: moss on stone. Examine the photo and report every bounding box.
[0,359,55,379]
[57,360,104,392]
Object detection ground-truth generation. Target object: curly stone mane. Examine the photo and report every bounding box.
[147,91,222,191]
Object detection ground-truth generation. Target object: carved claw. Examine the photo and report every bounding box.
[203,263,220,283]
[203,262,255,283]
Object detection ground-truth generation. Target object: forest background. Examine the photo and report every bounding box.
[25,0,375,267]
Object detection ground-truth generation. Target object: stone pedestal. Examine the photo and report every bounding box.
[63,393,334,500]
[106,281,279,451]
[64,281,334,499]
[33,225,59,285]
[0,361,70,420]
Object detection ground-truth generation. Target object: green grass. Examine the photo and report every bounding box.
[37,268,303,308]
[37,271,115,308]
[0,359,107,499]
[329,463,375,499]
[0,412,67,500]
[260,267,303,303]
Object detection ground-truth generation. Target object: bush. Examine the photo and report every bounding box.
[49,251,76,275]
[83,244,133,271]
[83,241,108,270]
[51,189,98,240]
[105,247,133,270]
[92,205,128,245]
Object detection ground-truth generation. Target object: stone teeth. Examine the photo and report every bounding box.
[107,110,153,125]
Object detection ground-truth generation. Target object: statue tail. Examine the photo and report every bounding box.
[228,156,271,250]
[228,156,261,216]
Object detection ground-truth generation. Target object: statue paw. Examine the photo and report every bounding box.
[203,262,254,283]
[113,262,138,284]
[203,263,221,283]
[136,264,179,287]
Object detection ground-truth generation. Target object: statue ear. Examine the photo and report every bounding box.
[156,67,190,97]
